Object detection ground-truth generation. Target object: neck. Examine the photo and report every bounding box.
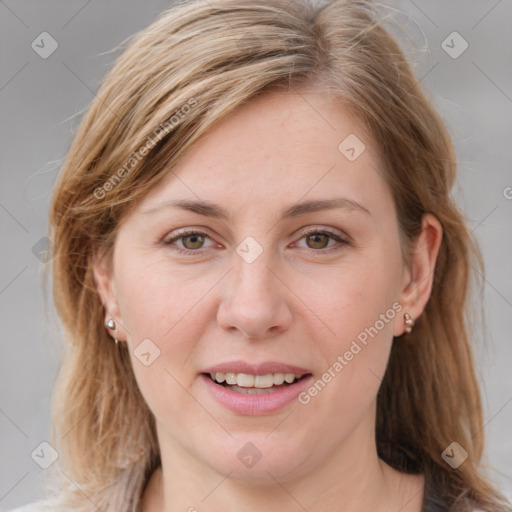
[141,422,424,512]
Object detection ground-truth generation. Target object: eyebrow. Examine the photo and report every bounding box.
[141,197,371,219]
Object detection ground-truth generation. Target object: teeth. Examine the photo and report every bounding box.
[208,372,303,388]
[273,373,285,385]
[254,374,274,388]
[225,372,236,385]
[236,373,254,387]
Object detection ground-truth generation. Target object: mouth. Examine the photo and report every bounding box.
[200,361,314,414]
[202,371,311,395]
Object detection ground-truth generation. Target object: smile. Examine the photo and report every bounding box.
[208,371,305,391]
[201,370,313,415]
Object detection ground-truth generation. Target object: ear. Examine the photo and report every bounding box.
[393,213,443,337]
[92,248,127,341]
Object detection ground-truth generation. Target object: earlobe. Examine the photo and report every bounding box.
[395,213,443,336]
[92,249,127,341]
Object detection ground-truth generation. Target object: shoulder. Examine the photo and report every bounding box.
[6,501,54,512]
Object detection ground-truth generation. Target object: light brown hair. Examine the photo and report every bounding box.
[43,0,510,510]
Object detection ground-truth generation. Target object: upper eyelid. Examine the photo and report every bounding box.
[163,227,216,243]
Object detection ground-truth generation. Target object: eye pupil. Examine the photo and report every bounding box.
[183,234,204,249]
[307,233,329,249]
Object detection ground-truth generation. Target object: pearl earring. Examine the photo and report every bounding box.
[105,318,119,345]
[404,313,415,334]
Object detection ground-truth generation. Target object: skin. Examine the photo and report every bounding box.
[94,88,442,512]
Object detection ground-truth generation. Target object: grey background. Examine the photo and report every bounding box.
[1,0,511,509]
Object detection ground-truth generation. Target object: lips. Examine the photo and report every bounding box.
[200,360,313,414]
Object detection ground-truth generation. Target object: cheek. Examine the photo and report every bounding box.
[114,256,229,407]
[293,243,402,408]
[113,258,222,429]
[115,257,218,346]
[300,250,401,347]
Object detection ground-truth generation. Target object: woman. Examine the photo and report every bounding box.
[10,0,511,511]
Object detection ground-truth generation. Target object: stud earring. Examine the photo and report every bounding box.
[404,312,415,334]
[105,318,119,345]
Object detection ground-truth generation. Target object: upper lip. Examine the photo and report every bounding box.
[202,360,312,376]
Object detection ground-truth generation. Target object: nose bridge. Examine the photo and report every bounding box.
[232,232,277,297]
[234,248,275,302]
[216,243,292,338]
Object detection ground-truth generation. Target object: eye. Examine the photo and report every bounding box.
[163,229,217,253]
[295,228,348,251]
[163,227,348,255]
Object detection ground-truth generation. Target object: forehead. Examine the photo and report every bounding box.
[136,89,388,215]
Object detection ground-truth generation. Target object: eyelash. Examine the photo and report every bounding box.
[163,227,348,255]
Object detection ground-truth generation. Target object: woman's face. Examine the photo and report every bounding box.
[97,89,418,483]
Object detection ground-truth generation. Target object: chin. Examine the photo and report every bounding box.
[200,436,314,484]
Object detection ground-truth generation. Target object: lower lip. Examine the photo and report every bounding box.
[200,374,313,415]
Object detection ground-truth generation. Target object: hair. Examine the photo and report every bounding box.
[41,0,510,511]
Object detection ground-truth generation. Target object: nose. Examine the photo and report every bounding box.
[216,252,293,340]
